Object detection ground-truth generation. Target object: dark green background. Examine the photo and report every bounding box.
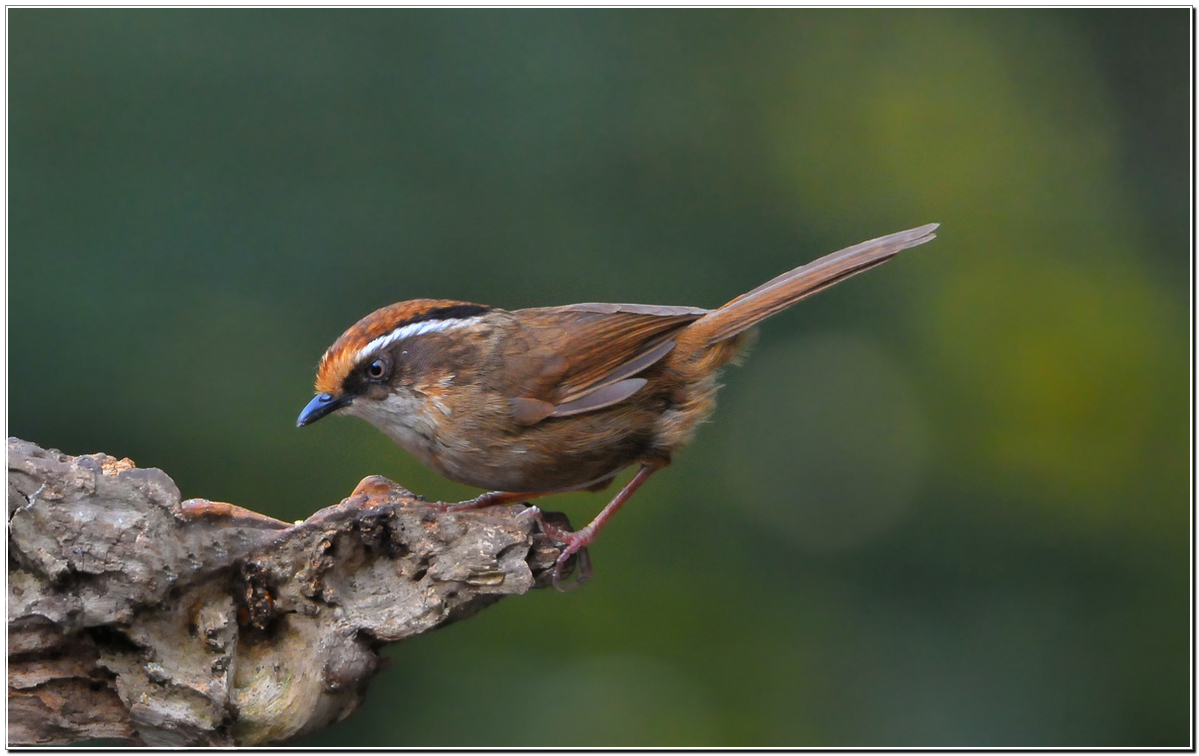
[9,9,1190,747]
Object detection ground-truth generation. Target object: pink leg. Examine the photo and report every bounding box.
[428,489,550,512]
[348,476,536,513]
[539,465,657,591]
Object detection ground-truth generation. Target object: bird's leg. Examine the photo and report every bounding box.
[536,465,657,591]
[345,476,539,512]
[431,489,551,512]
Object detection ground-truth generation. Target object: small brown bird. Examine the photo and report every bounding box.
[298,224,938,588]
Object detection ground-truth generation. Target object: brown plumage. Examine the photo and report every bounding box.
[299,223,939,588]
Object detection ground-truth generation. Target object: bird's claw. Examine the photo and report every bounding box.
[523,506,594,591]
[552,545,592,591]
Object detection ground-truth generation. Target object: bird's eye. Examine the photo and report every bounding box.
[366,357,389,381]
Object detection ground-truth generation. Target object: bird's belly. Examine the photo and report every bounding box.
[425,439,628,493]
[360,387,662,494]
[423,417,654,494]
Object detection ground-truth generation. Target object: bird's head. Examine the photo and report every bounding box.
[296,299,493,429]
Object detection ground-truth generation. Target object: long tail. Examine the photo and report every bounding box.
[686,223,939,346]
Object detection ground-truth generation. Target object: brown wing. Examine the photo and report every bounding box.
[501,303,709,424]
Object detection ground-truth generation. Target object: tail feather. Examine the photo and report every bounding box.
[689,223,938,346]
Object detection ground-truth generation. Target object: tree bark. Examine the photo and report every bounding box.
[7,438,575,746]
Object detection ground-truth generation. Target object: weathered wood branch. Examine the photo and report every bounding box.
[7,438,576,746]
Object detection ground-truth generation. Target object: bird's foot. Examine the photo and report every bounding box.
[434,490,542,512]
[533,513,595,592]
[349,475,413,501]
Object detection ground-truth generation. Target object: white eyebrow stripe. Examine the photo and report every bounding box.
[354,316,485,364]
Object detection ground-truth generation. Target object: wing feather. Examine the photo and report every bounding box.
[551,378,648,418]
[503,304,708,419]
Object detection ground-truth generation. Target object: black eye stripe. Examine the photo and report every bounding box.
[353,305,493,368]
[397,304,492,328]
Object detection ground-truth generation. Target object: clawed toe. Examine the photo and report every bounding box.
[552,546,592,591]
[539,523,594,592]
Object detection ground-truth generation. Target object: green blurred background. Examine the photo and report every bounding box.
[8,9,1190,747]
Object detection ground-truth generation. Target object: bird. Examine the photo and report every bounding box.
[298,223,938,588]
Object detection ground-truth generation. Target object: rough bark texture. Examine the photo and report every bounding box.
[7,438,574,746]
